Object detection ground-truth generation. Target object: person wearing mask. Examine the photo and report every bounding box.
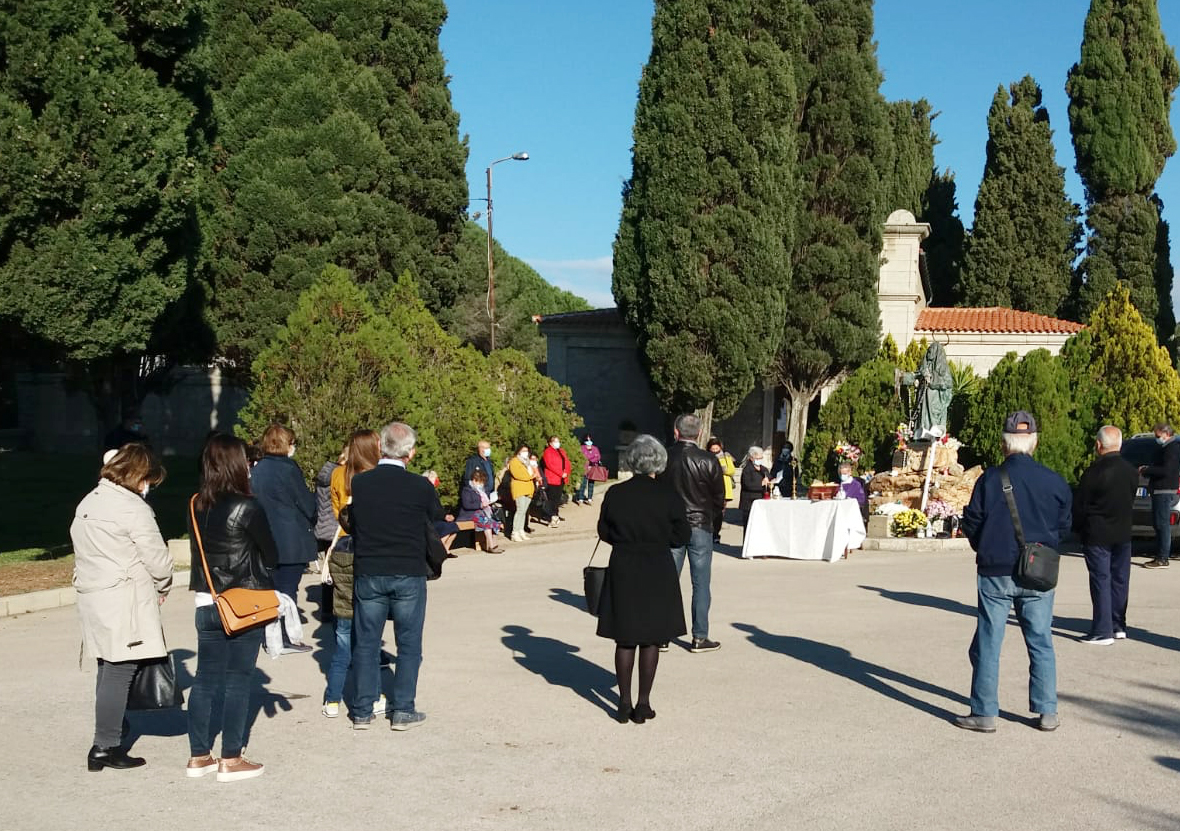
[771,442,802,499]
[1140,422,1180,569]
[705,438,736,543]
[71,444,172,772]
[250,424,316,653]
[508,446,536,543]
[574,435,602,506]
[458,468,506,553]
[528,452,552,528]
[187,434,278,781]
[837,462,867,508]
[463,440,496,497]
[595,435,690,723]
[542,436,571,527]
[420,470,460,553]
[740,447,771,529]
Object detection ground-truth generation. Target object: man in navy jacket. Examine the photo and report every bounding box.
[1139,422,1180,568]
[956,411,1071,734]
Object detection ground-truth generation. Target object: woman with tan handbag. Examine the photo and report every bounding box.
[186,434,279,783]
[71,443,172,771]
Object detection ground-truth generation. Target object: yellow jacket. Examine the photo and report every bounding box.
[329,464,348,518]
[508,457,536,499]
[717,452,736,501]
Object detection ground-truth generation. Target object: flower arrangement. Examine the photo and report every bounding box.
[924,498,955,520]
[895,422,913,450]
[834,441,862,465]
[890,508,928,537]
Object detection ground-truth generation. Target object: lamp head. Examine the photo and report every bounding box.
[512,152,529,161]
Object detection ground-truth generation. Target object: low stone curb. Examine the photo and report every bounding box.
[0,570,192,619]
[861,537,973,552]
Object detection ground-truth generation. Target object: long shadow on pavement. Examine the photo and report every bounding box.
[732,622,968,722]
[501,625,616,718]
[548,588,588,613]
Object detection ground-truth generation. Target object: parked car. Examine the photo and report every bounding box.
[1118,433,1180,548]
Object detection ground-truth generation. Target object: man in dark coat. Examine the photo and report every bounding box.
[955,411,1071,734]
[1139,422,1180,569]
[659,413,725,653]
[463,439,495,496]
[1073,426,1139,644]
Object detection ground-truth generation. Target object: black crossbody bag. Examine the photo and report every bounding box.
[1000,469,1061,591]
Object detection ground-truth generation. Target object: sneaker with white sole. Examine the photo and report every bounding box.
[216,756,264,782]
[185,755,219,778]
[322,701,340,718]
[510,533,527,543]
[390,710,427,731]
[1114,630,1128,640]
[1037,713,1060,732]
[1080,635,1114,646]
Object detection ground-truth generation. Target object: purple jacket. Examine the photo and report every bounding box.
[579,443,602,466]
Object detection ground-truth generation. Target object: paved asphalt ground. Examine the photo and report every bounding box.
[3,500,1180,831]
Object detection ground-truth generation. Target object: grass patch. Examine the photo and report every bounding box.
[0,451,199,558]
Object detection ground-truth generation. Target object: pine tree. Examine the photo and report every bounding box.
[922,170,966,306]
[960,77,1081,316]
[613,0,798,427]
[205,0,468,370]
[0,1,206,424]
[1066,0,1179,329]
[769,0,889,451]
[882,99,936,218]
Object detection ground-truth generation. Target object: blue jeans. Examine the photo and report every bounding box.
[1083,542,1131,638]
[576,477,595,503]
[670,526,714,640]
[1152,493,1173,562]
[968,574,1056,717]
[352,574,427,717]
[187,605,263,758]
[324,617,353,704]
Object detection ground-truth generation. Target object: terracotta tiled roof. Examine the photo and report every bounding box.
[916,307,1085,335]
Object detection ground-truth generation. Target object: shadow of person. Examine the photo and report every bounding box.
[714,541,745,560]
[500,625,616,717]
[548,587,588,613]
[732,622,968,722]
[1156,756,1180,774]
[858,584,977,618]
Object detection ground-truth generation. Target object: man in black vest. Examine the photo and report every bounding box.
[1140,422,1180,569]
[1073,426,1139,644]
[349,421,443,731]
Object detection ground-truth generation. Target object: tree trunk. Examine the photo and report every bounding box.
[694,400,714,448]
[784,385,812,454]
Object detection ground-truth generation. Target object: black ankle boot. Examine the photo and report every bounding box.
[87,745,146,771]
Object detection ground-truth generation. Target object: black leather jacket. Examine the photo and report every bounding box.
[661,440,726,530]
[188,495,278,594]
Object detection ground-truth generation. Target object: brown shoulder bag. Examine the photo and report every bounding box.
[189,495,280,635]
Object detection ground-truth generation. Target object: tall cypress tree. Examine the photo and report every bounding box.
[922,170,966,306]
[0,1,206,424]
[612,0,798,429]
[770,0,889,451]
[960,77,1081,316]
[882,99,936,218]
[1066,0,1179,330]
[205,0,468,370]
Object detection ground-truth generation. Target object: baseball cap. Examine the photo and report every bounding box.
[1003,411,1038,434]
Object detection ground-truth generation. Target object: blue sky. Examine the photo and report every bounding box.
[440,1,1180,312]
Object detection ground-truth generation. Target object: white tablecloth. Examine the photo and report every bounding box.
[741,499,867,561]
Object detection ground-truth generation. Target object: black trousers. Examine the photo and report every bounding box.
[94,659,137,748]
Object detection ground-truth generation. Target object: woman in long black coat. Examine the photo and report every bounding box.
[596,434,690,724]
[739,445,771,527]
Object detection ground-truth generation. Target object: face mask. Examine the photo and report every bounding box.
[140,483,150,497]
[551,441,561,449]
[519,453,529,462]
[1159,436,1169,446]
[529,460,538,468]
[287,445,296,458]
[482,447,491,457]
[840,475,853,484]
[584,440,592,447]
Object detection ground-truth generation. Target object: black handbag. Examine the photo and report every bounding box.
[126,653,184,711]
[425,521,448,581]
[1000,469,1061,592]
[338,504,354,535]
[583,540,608,616]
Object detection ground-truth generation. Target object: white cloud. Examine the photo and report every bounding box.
[526,256,615,308]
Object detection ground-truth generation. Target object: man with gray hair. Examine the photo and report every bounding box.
[956,411,1071,733]
[348,421,443,731]
[1139,422,1179,569]
[1072,426,1138,644]
[659,413,725,653]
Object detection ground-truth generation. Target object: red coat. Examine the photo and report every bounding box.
[542,445,571,486]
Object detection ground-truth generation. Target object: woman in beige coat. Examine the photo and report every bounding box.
[71,443,172,772]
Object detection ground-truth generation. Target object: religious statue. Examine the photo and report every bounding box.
[896,340,953,440]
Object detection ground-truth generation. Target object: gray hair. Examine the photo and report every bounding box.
[674,413,702,441]
[1001,431,1038,457]
[380,421,417,459]
[626,434,668,475]
[1096,425,1122,451]
[747,445,764,462]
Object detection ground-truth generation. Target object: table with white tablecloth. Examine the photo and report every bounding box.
[740,498,867,561]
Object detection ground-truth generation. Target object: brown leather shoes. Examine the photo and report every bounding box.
[185,755,218,778]
[216,756,264,783]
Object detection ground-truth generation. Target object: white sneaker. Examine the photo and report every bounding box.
[322,701,340,718]
[510,533,527,543]
[373,694,387,715]
[1114,630,1128,640]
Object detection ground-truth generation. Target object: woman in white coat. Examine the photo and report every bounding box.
[71,443,172,771]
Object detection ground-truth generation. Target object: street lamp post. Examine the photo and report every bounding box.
[485,152,529,351]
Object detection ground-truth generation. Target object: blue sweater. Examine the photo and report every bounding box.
[961,454,1072,577]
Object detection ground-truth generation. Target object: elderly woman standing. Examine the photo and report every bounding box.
[71,444,172,771]
[250,423,316,653]
[739,446,771,528]
[596,435,690,724]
